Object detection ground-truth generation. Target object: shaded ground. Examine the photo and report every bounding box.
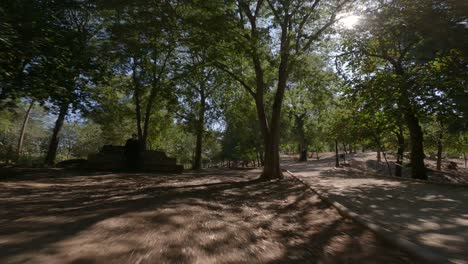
[285,157,468,264]
[347,152,468,184]
[0,168,416,264]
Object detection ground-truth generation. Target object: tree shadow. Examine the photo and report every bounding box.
[289,162,468,263]
[0,169,415,263]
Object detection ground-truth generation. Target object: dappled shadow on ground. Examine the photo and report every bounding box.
[285,158,468,264]
[0,169,415,264]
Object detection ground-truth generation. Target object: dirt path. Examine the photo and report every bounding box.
[284,158,468,264]
[0,169,416,264]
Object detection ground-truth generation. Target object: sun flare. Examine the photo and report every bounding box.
[340,15,361,29]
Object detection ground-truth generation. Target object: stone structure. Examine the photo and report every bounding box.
[88,145,183,173]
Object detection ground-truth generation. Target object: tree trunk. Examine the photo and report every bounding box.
[395,128,405,177]
[405,111,427,179]
[234,8,289,180]
[295,114,307,162]
[45,102,69,166]
[141,52,171,150]
[253,67,283,180]
[15,100,34,162]
[377,150,381,162]
[464,153,467,167]
[389,61,427,179]
[335,139,339,167]
[132,60,144,144]
[436,130,443,171]
[261,133,282,180]
[259,150,264,166]
[193,92,206,170]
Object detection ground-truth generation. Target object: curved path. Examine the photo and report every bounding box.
[284,157,468,264]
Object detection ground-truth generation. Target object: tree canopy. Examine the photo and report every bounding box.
[0,0,466,178]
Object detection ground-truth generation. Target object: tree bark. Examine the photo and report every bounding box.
[405,110,427,179]
[132,59,144,144]
[252,56,283,180]
[45,102,69,166]
[436,130,443,171]
[193,91,206,170]
[377,149,381,162]
[295,114,307,162]
[15,100,34,162]
[259,150,264,166]
[395,64,427,180]
[261,132,282,180]
[395,127,405,177]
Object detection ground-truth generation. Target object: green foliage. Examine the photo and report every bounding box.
[1,0,467,168]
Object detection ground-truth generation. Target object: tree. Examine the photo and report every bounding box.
[284,55,336,161]
[339,0,467,179]
[176,53,224,170]
[102,0,178,150]
[188,0,354,179]
[43,0,104,165]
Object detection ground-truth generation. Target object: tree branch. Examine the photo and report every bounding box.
[213,62,256,97]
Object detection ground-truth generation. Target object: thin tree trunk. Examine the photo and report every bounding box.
[335,139,340,167]
[193,92,206,170]
[132,60,143,143]
[464,153,467,167]
[15,100,34,162]
[45,102,69,166]
[295,114,307,162]
[259,150,264,166]
[141,51,171,150]
[375,136,382,162]
[436,130,443,171]
[383,151,392,177]
[395,128,405,177]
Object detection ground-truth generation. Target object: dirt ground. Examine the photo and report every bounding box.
[0,168,417,264]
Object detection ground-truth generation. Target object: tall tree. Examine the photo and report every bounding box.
[188,0,354,179]
[103,0,178,150]
[284,55,336,161]
[176,53,223,170]
[44,0,103,165]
